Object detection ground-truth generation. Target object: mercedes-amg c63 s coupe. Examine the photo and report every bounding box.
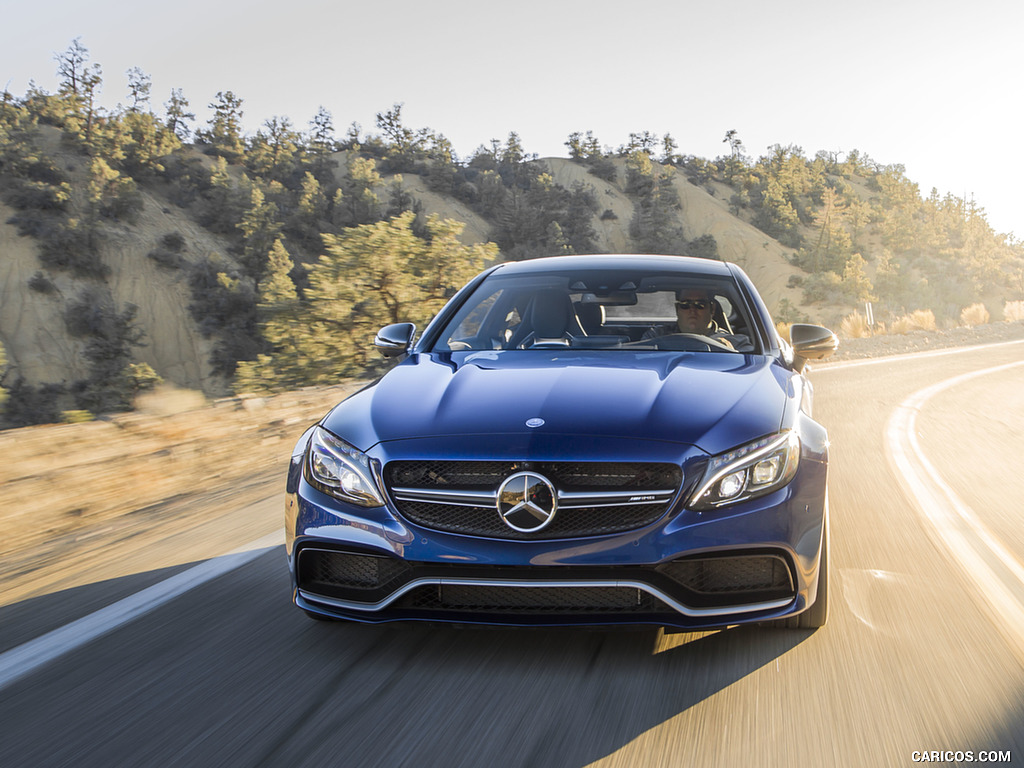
[286,254,837,630]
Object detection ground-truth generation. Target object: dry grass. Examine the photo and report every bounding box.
[891,309,937,334]
[775,321,792,342]
[960,303,990,327]
[840,312,872,338]
[1005,300,1024,322]
[0,383,360,560]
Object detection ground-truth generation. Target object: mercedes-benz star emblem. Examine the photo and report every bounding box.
[496,471,557,533]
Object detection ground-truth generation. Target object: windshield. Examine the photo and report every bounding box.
[432,268,759,354]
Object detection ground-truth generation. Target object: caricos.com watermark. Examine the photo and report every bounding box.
[911,751,1011,763]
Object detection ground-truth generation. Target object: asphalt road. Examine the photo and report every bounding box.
[2,341,1023,768]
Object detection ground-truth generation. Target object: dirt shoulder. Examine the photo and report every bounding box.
[0,383,362,610]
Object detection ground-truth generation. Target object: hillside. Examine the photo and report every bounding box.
[2,90,1023,426]
[0,138,806,401]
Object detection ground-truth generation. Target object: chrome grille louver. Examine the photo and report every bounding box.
[383,461,682,539]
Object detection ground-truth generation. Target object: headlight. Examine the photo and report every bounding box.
[305,426,384,507]
[689,431,800,510]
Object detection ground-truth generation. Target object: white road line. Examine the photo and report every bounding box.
[0,530,284,692]
[885,360,1024,657]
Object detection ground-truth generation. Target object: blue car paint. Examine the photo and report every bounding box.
[321,352,791,456]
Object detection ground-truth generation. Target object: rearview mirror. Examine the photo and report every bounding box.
[789,324,838,373]
[374,322,416,357]
[578,291,637,306]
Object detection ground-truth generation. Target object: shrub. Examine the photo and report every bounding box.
[891,309,936,334]
[686,234,719,261]
[1004,300,1024,322]
[147,248,186,270]
[147,232,187,269]
[959,303,989,327]
[774,298,809,324]
[99,182,144,223]
[587,157,617,183]
[27,271,56,294]
[840,311,871,338]
[160,232,186,252]
[125,362,162,394]
[65,298,150,415]
[600,209,618,221]
[801,271,843,304]
[889,316,911,334]
[1,379,66,427]
[36,222,110,279]
[187,256,261,377]
[64,288,114,338]
[61,409,94,424]
[3,179,71,213]
[907,309,937,331]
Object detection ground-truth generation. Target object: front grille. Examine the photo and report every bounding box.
[395,500,670,540]
[386,460,680,489]
[383,460,682,539]
[395,585,663,614]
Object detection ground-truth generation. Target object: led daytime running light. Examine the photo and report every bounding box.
[306,427,384,507]
[690,432,799,510]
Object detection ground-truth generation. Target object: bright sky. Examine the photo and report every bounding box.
[3,0,1022,238]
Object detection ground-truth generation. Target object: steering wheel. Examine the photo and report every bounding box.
[652,333,734,352]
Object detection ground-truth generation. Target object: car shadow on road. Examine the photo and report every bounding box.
[278,615,817,767]
[1,550,817,768]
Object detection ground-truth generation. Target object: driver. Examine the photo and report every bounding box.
[643,288,752,351]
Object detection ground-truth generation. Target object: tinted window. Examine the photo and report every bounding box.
[433,269,759,354]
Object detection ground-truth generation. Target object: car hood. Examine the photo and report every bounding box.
[322,351,791,456]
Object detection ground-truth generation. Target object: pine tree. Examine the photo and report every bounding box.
[126,67,152,113]
[297,171,328,227]
[246,115,302,183]
[165,88,195,141]
[237,184,283,287]
[308,105,336,179]
[335,155,383,226]
[236,212,498,390]
[199,90,245,161]
[119,110,180,176]
[54,37,90,98]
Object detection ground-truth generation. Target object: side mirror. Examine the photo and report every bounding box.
[373,322,416,358]
[789,323,838,373]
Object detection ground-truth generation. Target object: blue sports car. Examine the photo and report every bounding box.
[286,254,837,630]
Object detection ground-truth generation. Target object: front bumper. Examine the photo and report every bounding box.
[287,449,828,630]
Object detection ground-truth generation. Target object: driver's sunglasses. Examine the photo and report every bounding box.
[675,299,709,311]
